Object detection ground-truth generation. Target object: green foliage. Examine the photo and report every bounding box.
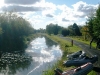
[67,24,82,36]
[73,23,82,36]
[61,28,69,36]
[0,28,3,35]
[0,12,34,52]
[46,23,82,36]
[68,25,74,35]
[46,23,63,35]
[35,28,46,33]
[80,25,90,40]
[93,5,100,37]
[87,17,95,37]
[87,4,100,38]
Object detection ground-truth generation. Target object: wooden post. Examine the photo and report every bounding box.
[71,40,73,46]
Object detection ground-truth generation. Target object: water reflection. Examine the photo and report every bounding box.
[0,36,62,75]
[0,52,32,75]
[45,36,57,47]
[25,36,62,75]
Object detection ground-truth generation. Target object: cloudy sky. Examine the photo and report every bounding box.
[0,0,99,29]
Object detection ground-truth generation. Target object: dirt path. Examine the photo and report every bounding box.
[59,37,100,75]
[60,37,100,67]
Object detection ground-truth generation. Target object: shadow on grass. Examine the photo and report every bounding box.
[93,67,100,73]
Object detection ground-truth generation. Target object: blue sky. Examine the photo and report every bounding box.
[46,0,99,5]
[0,0,99,29]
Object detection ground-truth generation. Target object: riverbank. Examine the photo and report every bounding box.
[0,34,62,75]
[25,33,43,47]
[43,34,97,75]
[43,34,81,75]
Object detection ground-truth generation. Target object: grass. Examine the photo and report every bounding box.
[66,36,98,75]
[42,35,97,75]
[42,34,81,75]
[68,36,97,49]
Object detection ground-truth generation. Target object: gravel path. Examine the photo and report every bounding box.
[60,37,100,67]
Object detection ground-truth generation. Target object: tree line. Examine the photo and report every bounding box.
[45,5,100,40]
[86,4,100,48]
[86,5,100,38]
[1,4,100,52]
[45,5,100,48]
[46,23,82,36]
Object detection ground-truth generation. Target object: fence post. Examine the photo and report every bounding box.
[71,40,73,46]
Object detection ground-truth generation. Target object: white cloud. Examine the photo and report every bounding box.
[0,0,4,8]
[41,2,57,18]
[57,4,72,12]
[35,0,56,10]
[45,14,54,17]
[0,0,98,29]
[57,4,77,22]
[4,0,41,5]
[62,18,70,22]
[1,5,46,12]
[72,1,98,17]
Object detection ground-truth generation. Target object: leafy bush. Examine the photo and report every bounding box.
[0,12,34,52]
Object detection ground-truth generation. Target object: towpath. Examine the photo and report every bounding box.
[60,37,100,67]
[61,37,100,75]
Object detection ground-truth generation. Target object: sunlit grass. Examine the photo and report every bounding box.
[42,35,97,75]
[42,34,81,75]
[88,70,97,75]
[66,36,97,75]
[68,36,97,49]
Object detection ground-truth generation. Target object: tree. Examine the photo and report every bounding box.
[73,23,82,36]
[0,12,34,52]
[0,27,3,35]
[87,13,95,37]
[46,23,53,35]
[81,25,89,40]
[93,5,100,37]
[46,23,62,35]
[61,28,69,36]
[86,5,100,49]
[68,25,74,36]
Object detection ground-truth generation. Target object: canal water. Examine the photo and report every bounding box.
[0,36,62,75]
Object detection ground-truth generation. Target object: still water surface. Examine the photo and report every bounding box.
[0,36,62,75]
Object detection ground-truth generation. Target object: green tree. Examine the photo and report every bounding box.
[81,25,90,40]
[86,5,100,49]
[0,12,34,52]
[73,23,82,36]
[68,25,74,36]
[46,23,62,35]
[46,23,53,35]
[87,15,95,37]
[93,5,100,37]
[0,27,3,35]
[86,5,100,38]
[61,28,69,36]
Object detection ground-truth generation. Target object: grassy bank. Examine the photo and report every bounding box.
[43,35,81,75]
[43,35,97,75]
[25,33,42,45]
[66,36,98,75]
